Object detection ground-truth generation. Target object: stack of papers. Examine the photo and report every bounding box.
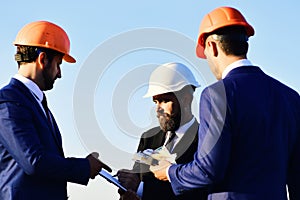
[132,146,177,166]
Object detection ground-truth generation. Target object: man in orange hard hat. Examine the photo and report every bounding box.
[151,6,300,200]
[0,21,112,200]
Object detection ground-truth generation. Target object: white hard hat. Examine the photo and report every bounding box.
[144,62,200,98]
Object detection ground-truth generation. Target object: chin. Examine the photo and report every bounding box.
[44,85,54,91]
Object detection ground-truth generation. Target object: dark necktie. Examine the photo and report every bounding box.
[41,94,52,125]
[41,93,63,151]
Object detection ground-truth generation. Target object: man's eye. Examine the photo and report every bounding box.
[162,99,171,103]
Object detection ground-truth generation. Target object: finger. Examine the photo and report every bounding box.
[100,161,112,172]
[118,188,125,195]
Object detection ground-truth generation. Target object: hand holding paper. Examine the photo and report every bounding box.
[132,146,176,166]
[149,159,171,181]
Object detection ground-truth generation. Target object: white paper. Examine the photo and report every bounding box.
[132,146,177,166]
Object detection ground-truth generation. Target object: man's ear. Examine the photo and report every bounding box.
[211,41,219,57]
[37,52,46,68]
[206,40,218,58]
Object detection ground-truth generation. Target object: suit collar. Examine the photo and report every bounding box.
[222,59,253,79]
[10,78,50,129]
[225,66,263,78]
[10,78,40,103]
[13,74,43,102]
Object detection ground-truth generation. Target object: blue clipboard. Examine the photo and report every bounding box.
[99,169,127,192]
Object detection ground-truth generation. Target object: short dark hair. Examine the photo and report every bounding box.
[207,25,249,56]
[15,46,63,67]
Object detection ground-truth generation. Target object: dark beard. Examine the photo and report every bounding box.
[42,66,55,91]
[158,112,181,133]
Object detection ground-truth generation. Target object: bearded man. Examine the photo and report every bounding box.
[117,62,208,200]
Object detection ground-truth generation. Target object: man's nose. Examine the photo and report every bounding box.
[156,103,164,113]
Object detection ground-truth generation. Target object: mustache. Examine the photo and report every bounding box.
[156,112,173,119]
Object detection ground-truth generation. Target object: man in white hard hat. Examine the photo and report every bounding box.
[117,62,208,200]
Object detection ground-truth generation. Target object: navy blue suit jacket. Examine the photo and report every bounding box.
[0,78,90,200]
[169,66,300,200]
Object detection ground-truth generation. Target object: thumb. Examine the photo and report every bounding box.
[91,152,99,159]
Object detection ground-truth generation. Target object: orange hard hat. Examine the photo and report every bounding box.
[196,6,254,59]
[13,21,76,63]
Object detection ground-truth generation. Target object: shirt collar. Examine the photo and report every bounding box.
[175,117,195,136]
[13,74,43,102]
[222,59,253,79]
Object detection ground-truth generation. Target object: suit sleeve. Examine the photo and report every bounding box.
[0,101,90,185]
[168,84,232,195]
[287,95,300,199]
[287,139,300,200]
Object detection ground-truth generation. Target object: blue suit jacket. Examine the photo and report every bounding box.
[0,78,90,200]
[169,66,300,200]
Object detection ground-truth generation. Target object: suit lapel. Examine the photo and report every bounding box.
[48,110,64,154]
[11,78,47,119]
[10,78,64,154]
[172,120,199,160]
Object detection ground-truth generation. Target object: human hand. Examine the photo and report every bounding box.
[117,169,140,194]
[149,160,171,181]
[120,190,140,200]
[86,152,112,179]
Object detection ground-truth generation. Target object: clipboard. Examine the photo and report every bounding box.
[99,169,127,192]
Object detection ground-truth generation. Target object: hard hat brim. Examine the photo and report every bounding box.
[196,43,206,59]
[143,83,200,98]
[63,54,76,63]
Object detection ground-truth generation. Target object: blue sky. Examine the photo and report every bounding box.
[0,1,299,199]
